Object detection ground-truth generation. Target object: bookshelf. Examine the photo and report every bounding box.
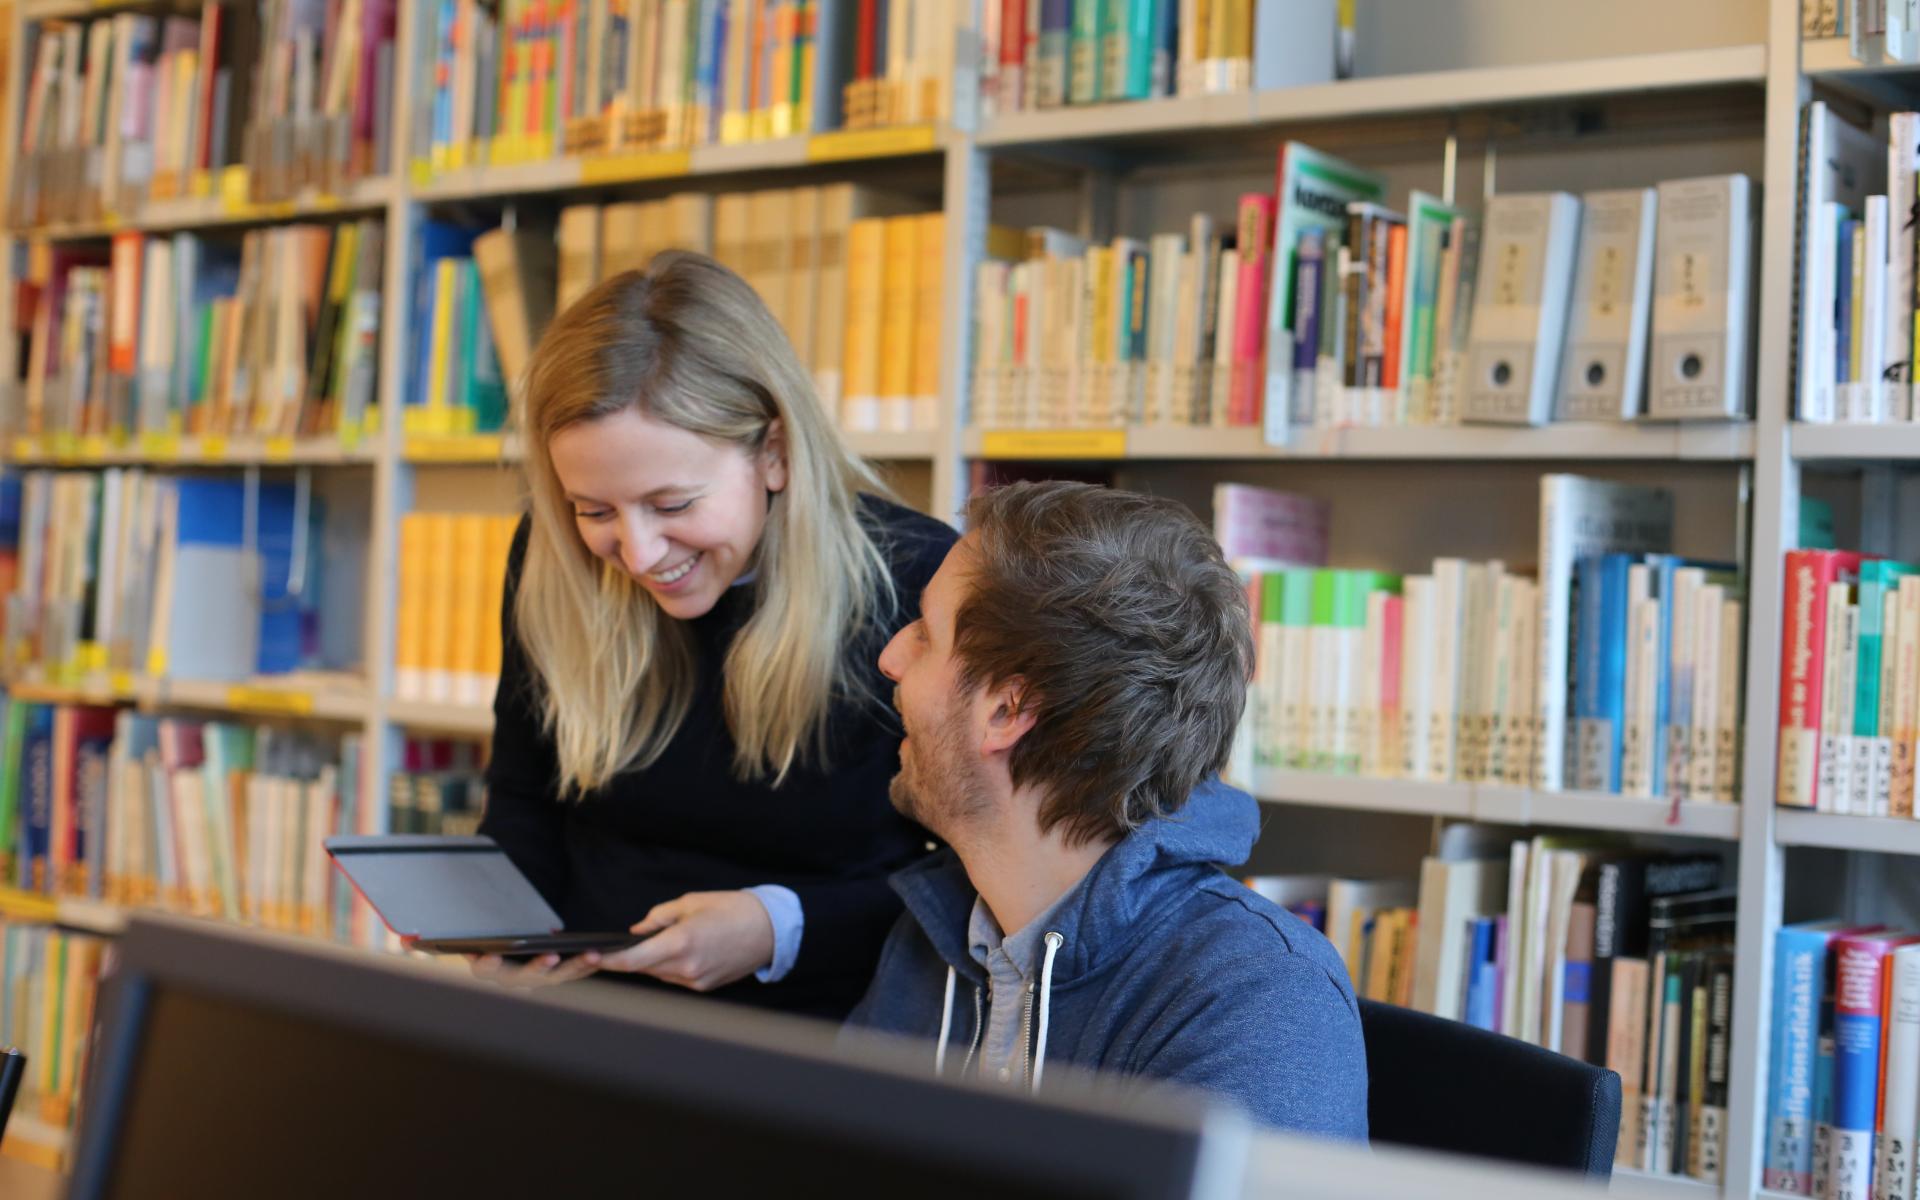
[0,2,1903,1197]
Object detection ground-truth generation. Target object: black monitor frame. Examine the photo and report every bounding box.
[67,915,1250,1200]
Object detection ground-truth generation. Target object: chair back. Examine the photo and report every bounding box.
[1358,999,1621,1179]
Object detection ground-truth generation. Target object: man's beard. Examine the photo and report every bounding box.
[889,692,987,835]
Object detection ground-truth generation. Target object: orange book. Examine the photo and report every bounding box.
[877,215,919,432]
[397,515,431,701]
[911,213,945,433]
[840,217,887,432]
[1381,222,1409,391]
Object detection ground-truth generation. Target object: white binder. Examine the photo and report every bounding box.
[1462,192,1583,425]
[1555,188,1657,422]
[1648,173,1756,420]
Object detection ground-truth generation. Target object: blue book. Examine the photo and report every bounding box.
[19,706,53,893]
[1571,553,1604,790]
[1149,0,1175,96]
[696,0,723,142]
[1291,231,1324,376]
[1038,0,1073,108]
[1837,217,1856,386]
[1832,932,1919,1200]
[1766,921,1863,1193]
[408,221,481,418]
[1464,917,1498,1031]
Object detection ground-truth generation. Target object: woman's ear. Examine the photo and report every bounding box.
[762,418,790,494]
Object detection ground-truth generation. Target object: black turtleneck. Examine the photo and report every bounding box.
[481,495,957,1020]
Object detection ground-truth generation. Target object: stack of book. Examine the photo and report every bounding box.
[10,2,396,225]
[395,513,518,709]
[1252,840,1734,1185]
[0,700,366,943]
[3,470,329,686]
[413,0,951,173]
[972,140,1758,436]
[1764,923,1920,1199]
[11,222,385,446]
[1774,549,1920,817]
[507,185,939,431]
[979,0,1346,118]
[0,922,109,1133]
[388,737,489,836]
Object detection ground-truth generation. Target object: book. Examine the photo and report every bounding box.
[1556,188,1657,421]
[1463,192,1584,426]
[1647,174,1756,420]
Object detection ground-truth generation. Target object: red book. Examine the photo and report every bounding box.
[855,0,878,81]
[1381,222,1409,390]
[1777,549,1870,808]
[193,2,222,171]
[1229,192,1277,426]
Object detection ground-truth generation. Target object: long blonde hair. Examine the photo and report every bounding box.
[516,251,893,795]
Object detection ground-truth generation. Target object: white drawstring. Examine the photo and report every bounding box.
[933,966,957,1075]
[1030,932,1065,1092]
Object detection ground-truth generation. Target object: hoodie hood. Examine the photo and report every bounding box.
[887,778,1260,986]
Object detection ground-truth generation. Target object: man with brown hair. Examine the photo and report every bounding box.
[845,481,1368,1138]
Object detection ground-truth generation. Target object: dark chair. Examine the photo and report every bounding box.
[1358,999,1622,1180]
[0,1048,23,1143]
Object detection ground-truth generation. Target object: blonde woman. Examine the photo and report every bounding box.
[474,252,956,1019]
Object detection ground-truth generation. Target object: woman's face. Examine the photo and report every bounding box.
[548,406,788,622]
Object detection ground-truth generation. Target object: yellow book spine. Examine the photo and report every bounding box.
[841,217,887,432]
[483,516,518,683]
[424,514,457,703]
[397,515,430,700]
[877,215,919,433]
[450,514,489,706]
[911,213,945,434]
[425,259,460,432]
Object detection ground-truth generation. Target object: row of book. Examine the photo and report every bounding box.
[1221,473,1740,796]
[1774,550,1920,817]
[4,470,328,686]
[1763,922,1920,1199]
[389,738,488,837]
[1798,103,1920,424]
[1812,0,1920,61]
[12,222,384,446]
[1243,551,1746,801]
[979,0,1350,117]
[484,186,945,432]
[972,140,1756,434]
[0,700,368,945]
[413,0,956,174]
[395,513,518,708]
[13,2,397,227]
[0,923,109,1133]
[407,224,511,438]
[1251,841,1733,1183]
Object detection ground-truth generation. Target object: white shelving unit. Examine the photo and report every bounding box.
[2,3,1915,1197]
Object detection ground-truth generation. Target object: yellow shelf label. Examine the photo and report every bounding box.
[109,671,135,695]
[191,169,212,197]
[49,433,79,461]
[979,428,1127,460]
[405,434,506,462]
[201,435,229,460]
[579,149,692,184]
[264,436,296,461]
[225,686,316,716]
[807,124,939,163]
[140,432,182,459]
[0,887,57,923]
[77,642,108,674]
[79,434,110,460]
[11,437,39,460]
[411,158,433,187]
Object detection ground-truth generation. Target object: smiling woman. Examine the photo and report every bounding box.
[472,253,957,1020]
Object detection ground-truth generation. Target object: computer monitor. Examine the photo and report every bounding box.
[67,915,1251,1200]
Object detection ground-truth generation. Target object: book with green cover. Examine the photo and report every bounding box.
[1402,191,1461,423]
[1070,0,1104,104]
[1264,142,1387,443]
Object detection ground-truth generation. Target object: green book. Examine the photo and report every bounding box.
[1856,560,1919,742]
[0,700,28,874]
[1070,0,1104,104]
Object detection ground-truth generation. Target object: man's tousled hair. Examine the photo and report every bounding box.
[955,481,1253,847]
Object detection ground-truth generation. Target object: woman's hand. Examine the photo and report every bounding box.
[468,952,602,988]
[594,890,776,992]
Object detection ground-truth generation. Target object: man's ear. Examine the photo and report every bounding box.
[980,677,1037,756]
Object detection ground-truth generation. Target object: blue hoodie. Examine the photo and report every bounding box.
[846,781,1369,1140]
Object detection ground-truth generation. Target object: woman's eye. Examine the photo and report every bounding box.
[656,500,694,515]
[574,509,612,522]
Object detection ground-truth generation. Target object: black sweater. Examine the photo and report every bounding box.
[481,495,957,1020]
